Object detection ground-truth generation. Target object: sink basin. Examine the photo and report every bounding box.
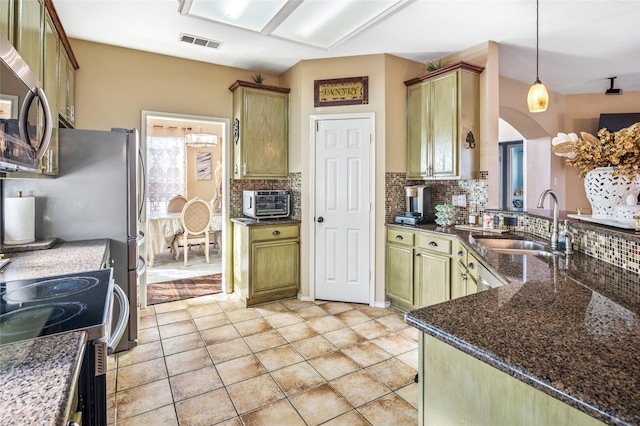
[476,239,546,251]
[475,238,557,257]
[487,248,556,257]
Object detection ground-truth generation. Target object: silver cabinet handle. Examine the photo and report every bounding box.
[272,230,281,236]
[396,235,403,240]
[429,241,437,247]
[108,283,129,355]
[457,250,464,257]
[468,263,475,270]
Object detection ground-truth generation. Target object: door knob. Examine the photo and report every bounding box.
[317,217,324,223]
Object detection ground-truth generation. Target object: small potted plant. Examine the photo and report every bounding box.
[250,73,265,84]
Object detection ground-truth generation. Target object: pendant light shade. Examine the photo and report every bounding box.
[527,0,548,113]
[527,78,549,112]
[185,126,218,147]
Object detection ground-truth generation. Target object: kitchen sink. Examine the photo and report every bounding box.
[475,238,557,257]
[476,239,546,251]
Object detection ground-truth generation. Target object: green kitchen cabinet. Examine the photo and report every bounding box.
[405,62,483,180]
[58,45,75,127]
[415,233,451,307]
[14,0,43,81]
[420,334,604,426]
[386,227,452,311]
[0,0,13,41]
[451,240,479,299]
[233,222,300,306]
[229,80,290,179]
[40,11,58,174]
[386,228,416,308]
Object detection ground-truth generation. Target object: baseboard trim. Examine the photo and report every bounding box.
[297,293,314,302]
[373,300,391,309]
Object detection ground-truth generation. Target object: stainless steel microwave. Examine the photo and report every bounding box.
[243,190,290,219]
[0,31,52,173]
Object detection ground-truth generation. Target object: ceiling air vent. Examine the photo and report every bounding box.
[179,33,222,49]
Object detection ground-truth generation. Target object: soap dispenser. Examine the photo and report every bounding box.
[559,220,574,254]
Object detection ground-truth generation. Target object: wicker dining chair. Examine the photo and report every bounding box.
[178,198,212,266]
[167,195,187,213]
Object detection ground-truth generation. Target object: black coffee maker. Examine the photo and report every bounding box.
[395,185,434,225]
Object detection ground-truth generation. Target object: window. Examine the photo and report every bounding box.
[147,135,185,214]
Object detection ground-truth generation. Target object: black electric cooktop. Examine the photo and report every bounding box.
[0,269,113,345]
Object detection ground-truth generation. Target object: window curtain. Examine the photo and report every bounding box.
[146,135,185,214]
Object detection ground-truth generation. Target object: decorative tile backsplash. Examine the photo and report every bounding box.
[384,172,489,224]
[486,209,640,275]
[230,172,302,220]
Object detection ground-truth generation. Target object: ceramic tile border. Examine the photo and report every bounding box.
[230,172,302,220]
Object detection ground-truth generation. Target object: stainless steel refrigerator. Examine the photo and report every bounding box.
[4,128,147,352]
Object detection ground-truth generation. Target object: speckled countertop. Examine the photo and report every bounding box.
[0,239,109,281]
[231,217,301,227]
[393,223,640,425]
[0,239,109,425]
[0,331,88,425]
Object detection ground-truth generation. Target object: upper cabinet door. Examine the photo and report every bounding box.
[230,81,290,180]
[15,0,43,81]
[430,72,458,178]
[0,0,13,42]
[406,81,429,179]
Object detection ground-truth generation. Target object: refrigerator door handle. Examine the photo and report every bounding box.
[138,144,147,222]
[137,255,147,278]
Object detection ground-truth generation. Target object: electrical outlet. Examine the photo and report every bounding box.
[451,195,458,206]
[457,194,467,207]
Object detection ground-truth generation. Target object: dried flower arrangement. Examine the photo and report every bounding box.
[553,122,640,178]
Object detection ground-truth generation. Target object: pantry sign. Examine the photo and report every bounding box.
[314,76,369,107]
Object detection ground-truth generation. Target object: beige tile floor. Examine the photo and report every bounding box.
[107,292,419,425]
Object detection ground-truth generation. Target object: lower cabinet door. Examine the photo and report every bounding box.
[250,239,299,297]
[386,243,415,307]
[416,250,451,307]
[451,261,467,300]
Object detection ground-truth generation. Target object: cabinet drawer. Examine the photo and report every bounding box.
[387,228,414,246]
[416,234,452,255]
[466,252,480,281]
[455,242,468,265]
[251,225,299,241]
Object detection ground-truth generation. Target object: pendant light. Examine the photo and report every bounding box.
[527,0,548,112]
[185,126,218,147]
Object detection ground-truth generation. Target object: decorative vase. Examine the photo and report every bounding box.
[583,167,640,219]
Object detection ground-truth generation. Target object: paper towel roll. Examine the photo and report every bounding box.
[4,196,35,245]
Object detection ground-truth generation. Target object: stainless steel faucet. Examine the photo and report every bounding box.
[537,189,559,249]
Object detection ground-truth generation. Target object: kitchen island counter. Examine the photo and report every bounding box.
[395,223,640,425]
[0,331,88,425]
[0,239,109,281]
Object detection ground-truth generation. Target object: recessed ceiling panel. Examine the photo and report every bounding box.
[185,0,289,32]
[271,0,408,49]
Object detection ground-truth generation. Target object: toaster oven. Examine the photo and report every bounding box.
[243,190,290,219]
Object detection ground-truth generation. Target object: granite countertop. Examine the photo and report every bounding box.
[231,217,301,227]
[0,239,110,425]
[0,239,109,281]
[0,331,88,425]
[394,223,640,425]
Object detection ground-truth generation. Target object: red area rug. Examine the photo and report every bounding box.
[147,273,222,305]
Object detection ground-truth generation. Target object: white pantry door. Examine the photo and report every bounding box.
[315,117,371,303]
